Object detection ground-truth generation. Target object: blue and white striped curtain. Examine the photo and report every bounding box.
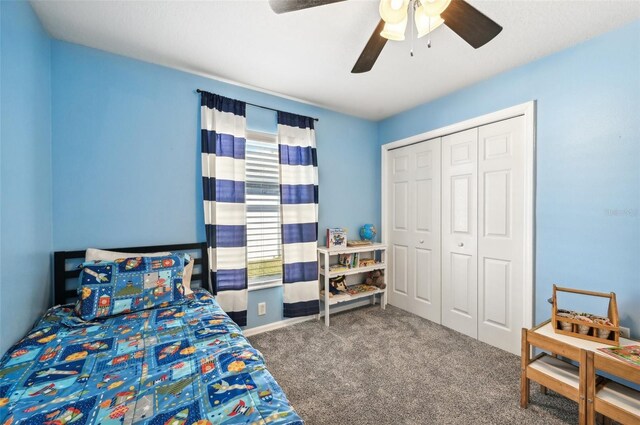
[201,92,247,326]
[277,112,320,317]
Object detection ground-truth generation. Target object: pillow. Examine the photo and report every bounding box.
[183,257,194,295]
[85,248,195,295]
[75,254,188,320]
[85,248,171,262]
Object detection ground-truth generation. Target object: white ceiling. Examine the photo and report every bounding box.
[31,0,640,120]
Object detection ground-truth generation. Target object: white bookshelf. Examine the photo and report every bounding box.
[317,243,387,326]
[319,263,387,278]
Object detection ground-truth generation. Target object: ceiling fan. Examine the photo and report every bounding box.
[268,0,502,73]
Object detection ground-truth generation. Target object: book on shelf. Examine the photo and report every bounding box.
[338,253,352,267]
[359,259,377,267]
[346,284,378,295]
[320,284,379,299]
[597,345,640,368]
[326,228,347,249]
[347,240,372,247]
[328,264,350,273]
[338,253,360,269]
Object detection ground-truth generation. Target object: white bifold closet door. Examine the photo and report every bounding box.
[441,117,526,353]
[476,117,525,353]
[387,116,526,355]
[388,138,442,323]
[441,128,479,338]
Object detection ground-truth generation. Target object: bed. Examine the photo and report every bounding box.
[0,243,303,425]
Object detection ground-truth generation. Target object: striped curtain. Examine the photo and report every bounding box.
[201,92,247,326]
[277,111,320,317]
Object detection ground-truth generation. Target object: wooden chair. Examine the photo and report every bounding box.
[521,328,588,424]
[586,350,640,425]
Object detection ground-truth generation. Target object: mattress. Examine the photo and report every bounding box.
[0,290,303,425]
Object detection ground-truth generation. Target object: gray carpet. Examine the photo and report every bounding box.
[249,305,579,425]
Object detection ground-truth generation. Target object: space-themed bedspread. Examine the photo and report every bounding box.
[0,290,303,425]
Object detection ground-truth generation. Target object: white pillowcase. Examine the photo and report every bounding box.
[84,248,194,295]
[182,260,194,295]
[85,248,172,262]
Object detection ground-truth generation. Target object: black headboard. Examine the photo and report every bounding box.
[53,242,210,306]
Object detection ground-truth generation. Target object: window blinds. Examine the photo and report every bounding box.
[245,136,282,284]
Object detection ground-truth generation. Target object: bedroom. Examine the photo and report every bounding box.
[1,0,639,424]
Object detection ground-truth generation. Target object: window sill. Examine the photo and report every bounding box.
[248,280,283,292]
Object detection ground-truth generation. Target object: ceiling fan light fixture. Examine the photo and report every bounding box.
[380,15,408,41]
[415,6,444,38]
[379,0,409,24]
[419,0,451,17]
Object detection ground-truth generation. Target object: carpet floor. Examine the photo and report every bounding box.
[248,305,580,425]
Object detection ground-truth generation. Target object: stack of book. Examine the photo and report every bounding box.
[338,253,359,269]
[328,264,349,273]
[347,240,372,247]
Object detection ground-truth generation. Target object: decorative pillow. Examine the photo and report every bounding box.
[183,257,194,295]
[75,254,188,320]
[84,248,195,295]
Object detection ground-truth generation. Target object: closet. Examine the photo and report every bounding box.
[386,115,529,355]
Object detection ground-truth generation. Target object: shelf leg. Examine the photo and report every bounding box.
[324,251,330,327]
[324,304,330,326]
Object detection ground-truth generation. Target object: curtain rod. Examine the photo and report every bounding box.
[196,89,319,122]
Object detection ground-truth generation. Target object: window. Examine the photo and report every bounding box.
[245,131,282,287]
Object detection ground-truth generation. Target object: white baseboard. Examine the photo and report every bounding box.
[242,316,315,337]
[242,298,373,337]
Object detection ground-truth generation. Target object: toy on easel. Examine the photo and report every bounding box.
[365,270,386,290]
[328,275,348,296]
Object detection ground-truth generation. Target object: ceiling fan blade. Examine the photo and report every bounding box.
[351,19,388,74]
[441,0,502,49]
[268,0,347,14]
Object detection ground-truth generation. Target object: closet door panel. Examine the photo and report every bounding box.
[478,116,525,355]
[442,128,478,338]
[392,245,408,295]
[388,149,412,312]
[415,248,433,303]
[387,139,441,323]
[412,140,441,323]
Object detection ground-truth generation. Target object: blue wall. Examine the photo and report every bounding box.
[1,2,636,349]
[50,41,378,329]
[0,1,53,354]
[379,20,640,337]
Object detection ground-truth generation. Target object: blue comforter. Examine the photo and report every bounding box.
[0,290,302,425]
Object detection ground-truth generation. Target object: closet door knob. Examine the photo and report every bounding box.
[458,242,464,247]
[419,240,424,244]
